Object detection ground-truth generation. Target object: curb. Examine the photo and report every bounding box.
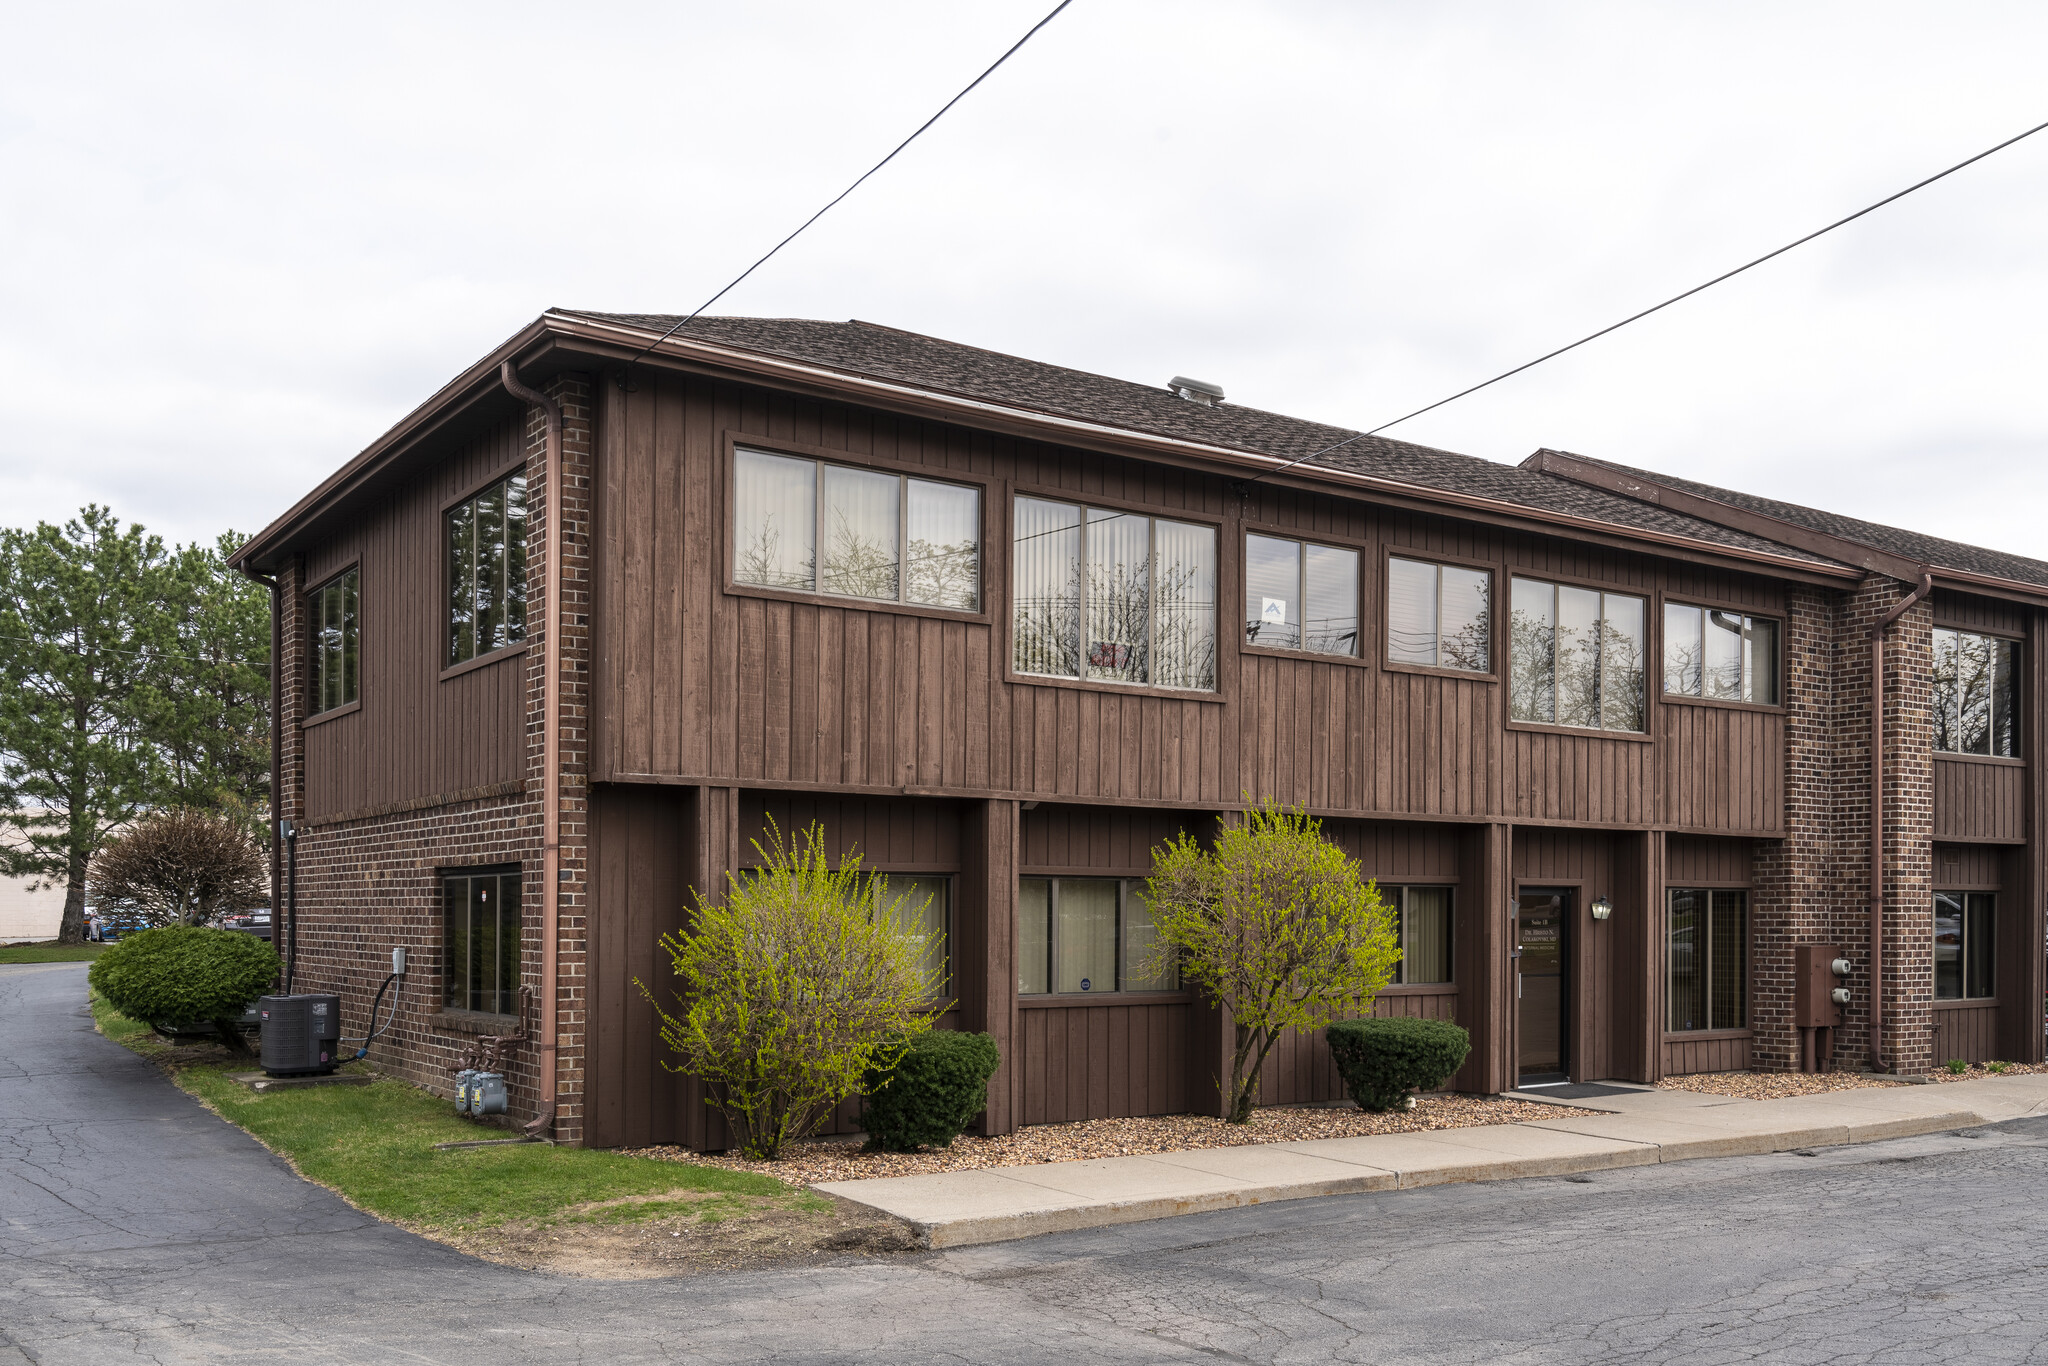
[823,1108,1983,1249]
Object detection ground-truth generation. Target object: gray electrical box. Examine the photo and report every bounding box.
[258,994,340,1077]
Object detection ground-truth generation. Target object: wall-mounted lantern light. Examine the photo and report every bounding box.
[1590,896,1614,921]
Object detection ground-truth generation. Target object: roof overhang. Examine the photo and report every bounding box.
[1525,448,2048,609]
[236,310,1880,589]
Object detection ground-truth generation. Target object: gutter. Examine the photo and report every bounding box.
[499,361,563,1142]
[1867,569,1934,1073]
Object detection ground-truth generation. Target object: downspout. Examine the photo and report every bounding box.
[1867,569,1934,1072]
[500,361,564,1141]
[247,568,282,967]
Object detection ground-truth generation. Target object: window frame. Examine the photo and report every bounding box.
[1386,884,1456,987]
[1003,483,1225,700]
[439,864,524,1022]
[438,461,531,681]
[1657,593,1784,713]
[1505,571,1653,739]
[1014,875,1190,1003]
[1932,888,1997,1002]
[721,433,993,625]
[1663,885,1750,1037]
[1239,525,1369,665]
[1930,625,2023,760]
[304,562,362,724]
[1380,547,1500,682]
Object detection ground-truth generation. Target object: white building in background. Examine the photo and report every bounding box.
[0,823,67,942]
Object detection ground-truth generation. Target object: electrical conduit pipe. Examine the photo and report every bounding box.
[1867,569,1934,1073]
[500,361,563,1140]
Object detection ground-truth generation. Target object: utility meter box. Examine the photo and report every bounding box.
[258,994,341,1077]
[1793,946,1845,1028]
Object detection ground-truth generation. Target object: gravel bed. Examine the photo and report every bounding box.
[627,1095,1586,1188]
[1929,1060,2048,1083]
[1657,1071,1906,1099]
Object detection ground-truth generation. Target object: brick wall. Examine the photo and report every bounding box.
[275,371,595,1136]
[1751,578,1935,1076]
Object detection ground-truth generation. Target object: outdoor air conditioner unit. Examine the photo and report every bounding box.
[258,994,341,1077]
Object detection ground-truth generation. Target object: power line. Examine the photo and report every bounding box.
[623,0,1076,372]
[1246,115,2048,488]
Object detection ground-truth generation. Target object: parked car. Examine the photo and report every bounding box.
[96,916,149,942]
[224,910,273,942]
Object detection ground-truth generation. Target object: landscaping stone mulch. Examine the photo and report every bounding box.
[1657,1070,1906,1100]
[628,1094,1590,1189]
[1928,1060,2048,1083]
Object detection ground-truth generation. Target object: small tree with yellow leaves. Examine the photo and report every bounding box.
[640,821,943,1160]
[1145,802,1399,1123]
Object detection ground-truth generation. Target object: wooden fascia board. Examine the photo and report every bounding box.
[1525,449,2048,609]
[229,320,561,573]
[1523,449,1927,579]
[549,314,1862,587]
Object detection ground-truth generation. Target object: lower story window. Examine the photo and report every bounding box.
[1934,891,1995,1000]
[873,873,950,998]
[1667,888,1745,1032]
[1017,877,1177,995]
[1389,885,1453,984]
[444,867,521,1016]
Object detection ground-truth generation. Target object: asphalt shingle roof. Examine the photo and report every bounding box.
[568,312,1852,571]
[1558,453,2048,591]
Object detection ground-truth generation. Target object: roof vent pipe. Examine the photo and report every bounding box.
[1168,376,1225,406]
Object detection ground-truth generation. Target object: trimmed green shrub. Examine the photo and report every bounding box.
[1325,1017,1471,1112]
[861,1030,1001,1152]
[88,926,276,1054]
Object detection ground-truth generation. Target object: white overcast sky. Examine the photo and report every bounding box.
[4,2,2045,561]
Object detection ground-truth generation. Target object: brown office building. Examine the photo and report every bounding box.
[231,311,2048,1149]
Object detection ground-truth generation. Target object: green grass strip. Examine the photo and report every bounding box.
[90,991,794,1232]
[0,942,106,963]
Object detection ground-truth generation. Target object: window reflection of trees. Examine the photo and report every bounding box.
[1013,500,1215,691]
[1509,586,1645,732]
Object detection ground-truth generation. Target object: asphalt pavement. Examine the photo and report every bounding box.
[6,959,2047,1365]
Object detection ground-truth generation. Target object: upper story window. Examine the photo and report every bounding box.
[732,448,981,611]
[1663,605,1779,705]
[1933,891,1994,1000]
[308,568,359,714]
[1244,534,1359,656]
[446,473,528,667]
[1012,498,1216,691]
[1933,628,2020,756]
[1387,557,1491,672]
[1509,577,1646,731]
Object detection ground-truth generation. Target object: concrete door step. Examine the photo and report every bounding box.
[810,1079,2048,1249]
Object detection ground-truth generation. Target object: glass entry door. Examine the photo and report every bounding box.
[1517,889,1570,1083]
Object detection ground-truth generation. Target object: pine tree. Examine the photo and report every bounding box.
[0,508,178,943]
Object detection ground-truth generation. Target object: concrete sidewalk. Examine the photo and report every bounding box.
[816,1074,2048,1248]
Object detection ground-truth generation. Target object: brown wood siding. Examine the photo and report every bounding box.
[1663,1034,1751,1074]
[302,410,528,821]
[1934,842,2006,889]
[592,369,1792,835]
[1019,804,1206,874]
[1658,704,1783,834]
[1933,759,2026,842]
[737,793,961,871]
[1932,1002,2000,1065]
[1016,1002,1191,1124]
[1932,590,2028,637]
[1666,835,1752,885]
[585,785,689,1151]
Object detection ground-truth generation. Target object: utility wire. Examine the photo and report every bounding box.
[623,0,1076,371]
[1246,115,2048,487]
